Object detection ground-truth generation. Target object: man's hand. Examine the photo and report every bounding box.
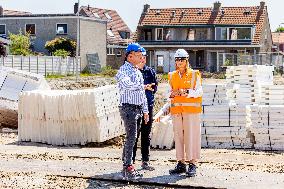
[145,83,155,91]
[144,113,149,124]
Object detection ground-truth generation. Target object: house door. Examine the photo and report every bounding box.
[208,52,217,72]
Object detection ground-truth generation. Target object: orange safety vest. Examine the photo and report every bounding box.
[168,69,202,114]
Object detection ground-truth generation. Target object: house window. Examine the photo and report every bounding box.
[216,27,227,40]
[236,28,251,40]
[119,31,130,39]
[116,49,122,57]
[56,24,68,35]
[157,55,164,67]
[156,28,163,40]
[104,12,112,20]
[25,24,36,35]
[107,29,115,38]
[0,25,6,35]
[107,47,115,55]
[144,30,152,41]
[229,28,252,40]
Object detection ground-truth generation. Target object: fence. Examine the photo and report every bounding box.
[217,53,284,71]
[0,55,81,76]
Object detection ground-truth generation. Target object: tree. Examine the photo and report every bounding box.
[276,26,284,32]
[45,37,76,57]
[0,42,6,57]
[9,31,32,56]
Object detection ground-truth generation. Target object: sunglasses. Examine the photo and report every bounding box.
[175,58,188,61]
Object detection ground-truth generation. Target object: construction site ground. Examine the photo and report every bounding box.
[0,75,283,188]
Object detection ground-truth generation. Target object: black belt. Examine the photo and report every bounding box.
[122,103,143,109]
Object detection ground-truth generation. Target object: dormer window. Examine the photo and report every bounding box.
[171,11,175,18]
[156,10,161,15]
[107,29,115,38]
[93,12,100,19]
[221,8,225,15]
[119,31,130,39]
[104,12,112,20]
[197,9,203,15]
[244,8,251,15]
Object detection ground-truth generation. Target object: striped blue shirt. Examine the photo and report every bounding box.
[115,61,149,113]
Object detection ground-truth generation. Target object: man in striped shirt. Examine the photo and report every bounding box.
[115,43,150,179]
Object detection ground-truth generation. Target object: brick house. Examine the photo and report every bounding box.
[80,5,132,69]
[136,1,272,72]
[0,6,107,70]
[272,32,284,53]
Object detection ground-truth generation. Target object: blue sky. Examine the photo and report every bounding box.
[0,0,283,32]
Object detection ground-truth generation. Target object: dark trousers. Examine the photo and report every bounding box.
[133,105,153,163]
[119,103,142,167]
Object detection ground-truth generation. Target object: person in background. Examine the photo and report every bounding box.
[132,47,158,171]
[168,49,203,177]
[115,43,149,179]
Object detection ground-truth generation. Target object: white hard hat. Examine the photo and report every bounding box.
[174,49,189,58]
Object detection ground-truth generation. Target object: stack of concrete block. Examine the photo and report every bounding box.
[0,66,50,127]
[202,84,229,105]
[202,104,252,149]
[18,85,125,145]
[247,105,284,151]
[226,65,274,105]
[259,85,284,105]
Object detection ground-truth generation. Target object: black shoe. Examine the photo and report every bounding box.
[122,165,143,179]
[169,161,186,175]
[141,161,155,171]
[186,163,197,177]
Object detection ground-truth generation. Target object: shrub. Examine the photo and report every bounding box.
[9,31,32,56]
[101,66,117,77]
[45,37,76,57]
[53,49,70,58]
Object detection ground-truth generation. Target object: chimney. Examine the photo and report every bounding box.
[143,4,150,14]
[87,4,90,11]
[74,3,79,14]
[260,1,265,9]
[0,6,4,16]
[213,1,222,11]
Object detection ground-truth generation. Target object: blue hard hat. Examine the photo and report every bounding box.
[126,43,142,53]
[141,47,147,56]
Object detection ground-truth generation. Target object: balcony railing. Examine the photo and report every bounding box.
[138,40,252,46]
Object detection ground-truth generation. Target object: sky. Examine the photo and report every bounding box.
[0,0,283,32]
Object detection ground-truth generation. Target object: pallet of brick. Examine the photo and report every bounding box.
[0,66,50,127]
[18,85,125,145]
[248,105,284,151]
[202,104,252,149]
[260,85,284,105]
[202,84,228,106]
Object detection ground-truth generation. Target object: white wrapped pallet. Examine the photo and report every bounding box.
[18,85,125,145]
[0,66,50,127]
[151,115,174,149]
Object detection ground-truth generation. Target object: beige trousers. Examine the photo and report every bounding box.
[172,113,201,161]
